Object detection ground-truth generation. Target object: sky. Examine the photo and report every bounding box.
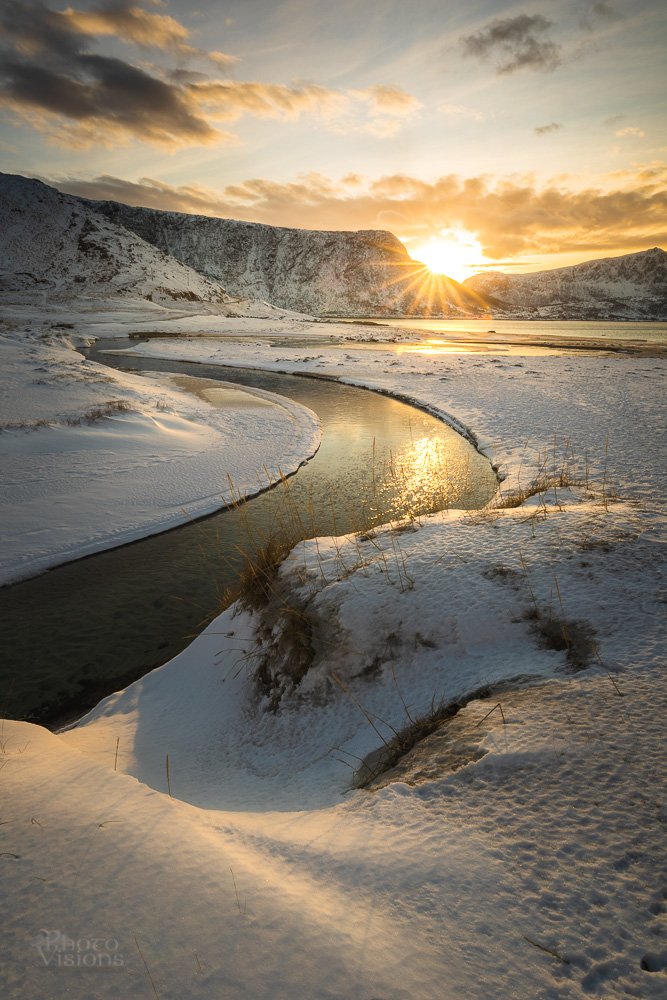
[0,0,666,279]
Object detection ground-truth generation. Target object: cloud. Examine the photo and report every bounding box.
[439,103,484,121]
[0,54,219,148]
[534,122,562,135]
[0,2,419,148]
[578,2,620,31]
[331,85,422,138]
[53,167,667,261]
[188,80,419,138]
[61,3,191,50]
[189,80,347,123]
[615,126,645,138]
[207,51,240,71]
[351,85,421,118]
[0,1,219,146]
[60,2,239,69]
[461,14,561,74]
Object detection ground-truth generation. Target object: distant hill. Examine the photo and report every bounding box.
[88,200,488,318]
[464,248,667,320]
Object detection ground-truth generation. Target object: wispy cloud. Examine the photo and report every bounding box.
[534,122,562,135]
[0,1,420,148]
[439,103,485,121]
[189,80,420,139]
[578,1,620,32]
[54,167,667,260]
[461,14,561,75]
[62,3,190,51]
[352,85,421,118]
[189,80,346,123]
[615,126,646,138]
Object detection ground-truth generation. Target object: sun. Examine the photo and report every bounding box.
[411,229,484,283]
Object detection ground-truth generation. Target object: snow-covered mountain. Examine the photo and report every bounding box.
[0,174,235,308]
[0,174,296,321]
[89,200,487,317]
[464,248,667,320]
[3,174,664,321]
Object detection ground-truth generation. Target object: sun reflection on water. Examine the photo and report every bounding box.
[364,432,475,525]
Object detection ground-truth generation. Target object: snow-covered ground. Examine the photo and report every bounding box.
[120,330,667,503]
[0,331,320,584]
[1,323,666,999]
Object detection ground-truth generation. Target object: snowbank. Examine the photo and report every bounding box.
[0,332,320,584]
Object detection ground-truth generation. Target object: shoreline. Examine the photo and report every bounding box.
[124,325,667,359]
[0,336,322,588]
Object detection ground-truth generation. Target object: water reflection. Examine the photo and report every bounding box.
[371,434,474,522]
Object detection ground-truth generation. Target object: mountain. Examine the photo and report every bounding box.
[88,200,488,318]
[464,248,667,320]
[4,174,664,321]
[0,174,285,317]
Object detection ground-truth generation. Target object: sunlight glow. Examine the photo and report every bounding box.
[412,230,485,282]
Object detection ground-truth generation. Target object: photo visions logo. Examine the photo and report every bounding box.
[32,929,124,967]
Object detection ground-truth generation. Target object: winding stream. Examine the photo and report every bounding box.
[1,347,498,725]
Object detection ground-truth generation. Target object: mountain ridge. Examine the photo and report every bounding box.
[85,196,667,320]
[2,173,665,321]
[0,173,292,320]
[463,247,667,320]
[87,198,488,318]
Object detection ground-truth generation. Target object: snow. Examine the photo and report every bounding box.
[1,322,666,997]
[0,332,320,584]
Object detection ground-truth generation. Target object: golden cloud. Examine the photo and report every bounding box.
[351,85,422,117]
[61,2,239,67]
[54,168,667,261]
[189,80,348,123]
[61,4,191,49]
[615,126,646,138]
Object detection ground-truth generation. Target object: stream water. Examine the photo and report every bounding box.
[1,348,498,725]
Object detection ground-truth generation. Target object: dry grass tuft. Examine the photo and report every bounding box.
[225,531,318,711]
[494,472,578,509]
[254,601,316,711]
[523,606,597,672]
[0,399,134,433]
[230,535,296,614]
[64,400,134,425]
[353,699,460,788]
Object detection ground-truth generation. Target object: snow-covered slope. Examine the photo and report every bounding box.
[89,199,488,317]
[0,174,300,321]
[3,334,662,1000]
[0,174,234,308]
[0,331,321,585]
[464,248,667,320]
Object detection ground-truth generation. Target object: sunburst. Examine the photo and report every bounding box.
[411,230,485,282]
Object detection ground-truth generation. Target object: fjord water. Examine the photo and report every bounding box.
[346,318,667,349]
[0,353,497,724]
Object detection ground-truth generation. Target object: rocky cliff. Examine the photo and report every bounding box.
[90,201,488,317]
[5,174,665,321]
